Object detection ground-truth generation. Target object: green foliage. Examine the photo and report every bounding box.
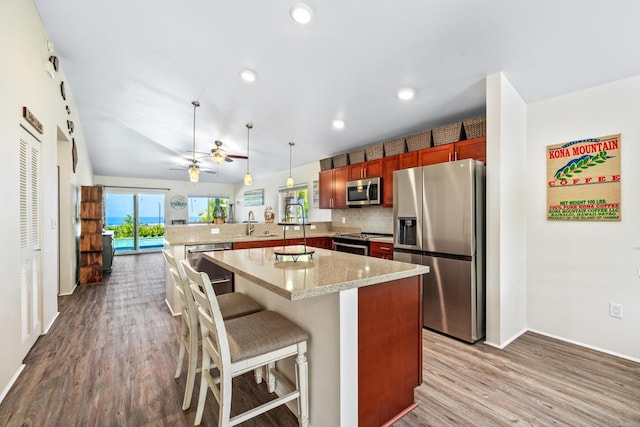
[105,219,164,238]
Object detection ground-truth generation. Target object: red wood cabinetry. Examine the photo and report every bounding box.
[455,137,486,163]
[382,155,399,207]
[319,166,348,209]
[349,159,382,181]
[419,144,455,166]
[370,241,394,259]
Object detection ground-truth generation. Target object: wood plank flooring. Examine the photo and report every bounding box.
[0,252,638,426]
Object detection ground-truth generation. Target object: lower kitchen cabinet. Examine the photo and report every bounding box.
[370,241,394,259]
[233,237,332,250]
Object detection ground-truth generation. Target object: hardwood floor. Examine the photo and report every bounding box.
[0,252,638,426]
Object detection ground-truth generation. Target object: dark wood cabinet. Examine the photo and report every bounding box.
[349,158,382,181]
[455,136,486,163]
[79,185,103,285]
[370,241,394,259]
[319,166,348,209]
[419,144,455,166]
[382,155,399,207]
[233,236,332,250]
[399,151,418,169]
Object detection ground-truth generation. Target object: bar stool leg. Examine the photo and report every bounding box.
[295,342,309,427]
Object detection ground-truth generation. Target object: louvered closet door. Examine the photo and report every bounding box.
[19,131,42,358]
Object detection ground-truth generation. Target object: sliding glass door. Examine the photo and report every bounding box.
[105,192,165,253]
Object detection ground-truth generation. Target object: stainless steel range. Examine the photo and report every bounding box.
[332,232,392,256]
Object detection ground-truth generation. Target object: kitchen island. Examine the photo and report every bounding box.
[203,247,429,427]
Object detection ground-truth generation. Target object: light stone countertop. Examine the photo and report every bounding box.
[203,247,428,301]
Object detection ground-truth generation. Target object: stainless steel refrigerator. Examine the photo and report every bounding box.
[393,159,485,343]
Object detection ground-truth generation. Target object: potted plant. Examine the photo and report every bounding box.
[213,202,225,224]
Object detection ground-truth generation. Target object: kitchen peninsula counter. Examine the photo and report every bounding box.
[203,246,427,300]
[203,247,428,427]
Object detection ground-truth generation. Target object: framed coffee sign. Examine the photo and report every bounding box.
[547,134,621,221]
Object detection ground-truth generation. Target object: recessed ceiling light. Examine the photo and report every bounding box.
[290,3,313,24]
[332,119,345,129]
[397,88,415,101]
[240,69,256,82]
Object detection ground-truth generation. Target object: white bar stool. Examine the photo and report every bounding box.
[182,260,310,427]
[162,250,262,410]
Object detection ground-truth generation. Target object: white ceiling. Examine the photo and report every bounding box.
[34,0,640,184]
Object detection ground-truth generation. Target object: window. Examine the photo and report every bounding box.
[188,196,230,223]
[278,184,309,223]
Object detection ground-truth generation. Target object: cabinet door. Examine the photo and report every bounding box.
[382,155,399,207]
[419,144,455,166]
[349,162,366,180]
[333,166,349,208]
[318,169,334,209]
[365,159,383,178]
[455,137,486,163]
[399,151,418,169]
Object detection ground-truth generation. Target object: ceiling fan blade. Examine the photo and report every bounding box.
[226,154,248,160]
[224,157,233,163]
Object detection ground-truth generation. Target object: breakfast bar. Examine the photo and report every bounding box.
[203,246,429,427]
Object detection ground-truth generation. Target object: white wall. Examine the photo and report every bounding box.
[484,73,529,347]
[526,75,640,360]
[233,162,331,224]
[0,0,94,400]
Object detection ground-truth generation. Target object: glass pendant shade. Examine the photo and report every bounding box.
[188,164,199,183]
[244,172,253,186]
[244,123,253,185]
[286,141,295,188]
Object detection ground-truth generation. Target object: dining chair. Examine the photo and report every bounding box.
[162,250,262,410]
[182,260,310,427]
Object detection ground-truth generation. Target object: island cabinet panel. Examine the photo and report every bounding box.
[358,276,422,426]
[319,166,348,209]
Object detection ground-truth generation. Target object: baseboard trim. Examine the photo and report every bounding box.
[483,327,527,349]
[527,328,640,364]
[0,364,25,404]
[43,312,60,334]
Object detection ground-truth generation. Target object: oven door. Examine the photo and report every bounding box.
[332,240,369,256]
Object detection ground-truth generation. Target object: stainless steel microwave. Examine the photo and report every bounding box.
[346,177,381,206]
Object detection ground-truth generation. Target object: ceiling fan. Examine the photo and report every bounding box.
[169,100,217,182]
[210,139,249,163]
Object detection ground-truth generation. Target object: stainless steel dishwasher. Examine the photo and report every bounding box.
[185,242,233,295]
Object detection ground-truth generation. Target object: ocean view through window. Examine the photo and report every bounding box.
[105,192,165,253]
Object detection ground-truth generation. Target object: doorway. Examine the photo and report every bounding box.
[104,192,165,254]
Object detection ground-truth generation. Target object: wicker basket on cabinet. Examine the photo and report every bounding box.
[383,138,406,156]
[432,122,464,146]
[462,115,486,139]
[406,130,432,151]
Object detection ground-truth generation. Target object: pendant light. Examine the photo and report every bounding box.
[286,141,295,188]
[189,101,200,183]
[244,123,253,185]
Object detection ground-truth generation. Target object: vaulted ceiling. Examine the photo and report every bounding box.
[35,0,640,183]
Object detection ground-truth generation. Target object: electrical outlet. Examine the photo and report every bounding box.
[342,217,346,224]
[210,228,220,234]
[294,226,300,231]
[310,224,316,230]
[609,303,623,319]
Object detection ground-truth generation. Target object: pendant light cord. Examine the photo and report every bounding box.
[192,101,200,163]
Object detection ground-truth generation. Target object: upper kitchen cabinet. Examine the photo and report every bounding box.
[419,144,455,166]
[399,151,419,169]
[349,158,382,180]
[382,155,399,207]
[319,166,349,209]
[455,137,486,163]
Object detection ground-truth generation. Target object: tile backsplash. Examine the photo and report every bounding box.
[331,206,393,234]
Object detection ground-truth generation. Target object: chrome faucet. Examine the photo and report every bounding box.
[248,210,255,235]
